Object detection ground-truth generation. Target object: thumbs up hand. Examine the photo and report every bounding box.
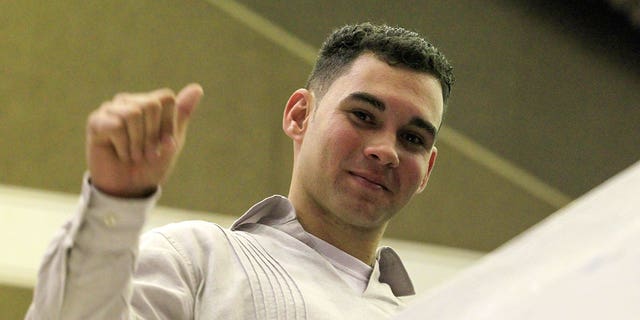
[86,84,204,198]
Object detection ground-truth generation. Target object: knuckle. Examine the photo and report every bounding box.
[104,118,124,134]
[141,99,161,117]
[108,102,141,120]
[149,99,163,112]
[123,107,143,119]
[157,87,175,96]
[87,110,109,130]
[88,115,124,140]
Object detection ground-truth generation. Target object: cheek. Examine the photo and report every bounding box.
[325,125,362,159]
[400,156,429,191]
[303,122,360,175]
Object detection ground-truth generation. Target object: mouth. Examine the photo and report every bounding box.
[348,171,390,192]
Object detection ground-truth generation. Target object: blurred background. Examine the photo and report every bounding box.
[1,0,639,318]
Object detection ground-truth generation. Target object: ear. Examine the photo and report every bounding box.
[283,88,314,142]
[416,146,438,194]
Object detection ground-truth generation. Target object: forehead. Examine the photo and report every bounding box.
[320,53,444,128]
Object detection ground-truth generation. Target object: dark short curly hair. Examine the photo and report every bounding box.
[306,23,455,109]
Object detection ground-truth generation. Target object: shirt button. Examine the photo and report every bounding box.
[103,213,117,227]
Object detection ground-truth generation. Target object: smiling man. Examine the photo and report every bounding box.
[286,52,445,265]
[27,23,454,319]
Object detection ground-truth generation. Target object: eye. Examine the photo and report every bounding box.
[400,131,426,148]
[351,110,375,124]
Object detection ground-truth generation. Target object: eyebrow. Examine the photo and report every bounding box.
[347,91,438,138]
[349,92,386,111]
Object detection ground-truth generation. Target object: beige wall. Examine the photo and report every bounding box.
[2,0,306,213]
[0,285,31,319]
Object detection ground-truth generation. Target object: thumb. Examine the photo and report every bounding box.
[176,83,204,135]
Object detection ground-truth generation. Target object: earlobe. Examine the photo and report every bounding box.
[417,146,438,193]
[282,88,313,141]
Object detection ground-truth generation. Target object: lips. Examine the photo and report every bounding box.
[348,170,390,192]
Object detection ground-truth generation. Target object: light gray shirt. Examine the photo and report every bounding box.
[26,178,415,319]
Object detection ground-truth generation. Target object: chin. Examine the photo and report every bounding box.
[338,202,393,229]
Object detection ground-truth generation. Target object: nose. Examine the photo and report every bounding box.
[364,134,400,168]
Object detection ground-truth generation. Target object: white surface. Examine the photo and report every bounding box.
[395,160,640,319]
[0,184,482,293]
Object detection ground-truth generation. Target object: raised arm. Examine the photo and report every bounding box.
[26,84,203,319]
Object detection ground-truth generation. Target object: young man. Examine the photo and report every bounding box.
[27,23,454,319]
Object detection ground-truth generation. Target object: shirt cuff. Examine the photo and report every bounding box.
[67,173,162,252]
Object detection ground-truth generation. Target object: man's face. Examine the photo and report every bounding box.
[292,53,444,230]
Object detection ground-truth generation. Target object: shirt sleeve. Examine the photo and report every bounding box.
[25,174,160,319]
[128,229,199,320]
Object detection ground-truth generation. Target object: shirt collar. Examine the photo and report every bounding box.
[376,246,415,296]
[230,195,295,230]
[231,195,415,297]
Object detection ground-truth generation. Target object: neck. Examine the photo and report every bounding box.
[289,192,387,266]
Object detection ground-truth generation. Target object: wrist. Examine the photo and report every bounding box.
[89,178,158,199]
